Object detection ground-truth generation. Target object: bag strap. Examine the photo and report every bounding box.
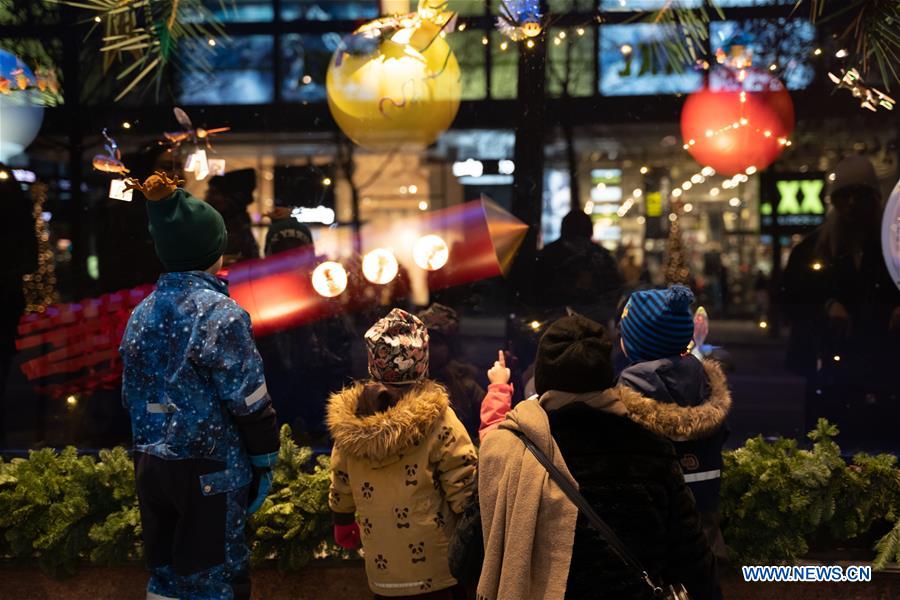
[513,429,665,598]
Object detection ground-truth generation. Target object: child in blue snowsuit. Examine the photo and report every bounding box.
[618,285,731,560]
[120,172,279,600]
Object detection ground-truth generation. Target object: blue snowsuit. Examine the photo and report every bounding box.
[121,271,279,600]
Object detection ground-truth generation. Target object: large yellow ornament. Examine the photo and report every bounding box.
[326,14,461,150]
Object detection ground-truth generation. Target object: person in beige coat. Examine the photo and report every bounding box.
[328,308,477,599]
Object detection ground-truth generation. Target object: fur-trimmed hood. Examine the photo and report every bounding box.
[326,379,449,462]
[618,359,731,442]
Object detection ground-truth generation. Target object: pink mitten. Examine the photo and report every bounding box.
[334,522,361,550]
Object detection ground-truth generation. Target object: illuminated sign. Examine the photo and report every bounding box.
[645,191,663,217]
[760,174,825,229]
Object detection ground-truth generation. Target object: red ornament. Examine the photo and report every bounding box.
[680,71,795,176]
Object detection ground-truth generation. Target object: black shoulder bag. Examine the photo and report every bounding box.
[513,430,690,600]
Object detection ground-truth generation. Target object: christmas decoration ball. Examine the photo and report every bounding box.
[0,49,44,162]
[680,74,794,176]
[326,17,461,150]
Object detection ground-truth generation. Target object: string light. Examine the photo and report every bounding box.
[122,121,131,129]
[745,166,757,175]
[311,262,348,298]
[362,248,399,285]
[620,44,632,56]
[835,48,848,58]
[302,75,312,84]
[458,23,466,32]
[208,38,216,47]
[408,184,418,194]
[672,188,683,198]
[526,39,535,48]
[759,320,768,329]
[554,38,561,46]
[640,166,649,174]
[93,16,101,23]
[413,234,449,271]
[0,170,8,180]
[482,37,488,45]
[683,203,694,213]
[22,183,59,313]
[500,41,509,51]
[813,48,822,56]
[418,201,428,211]
[322,177,332,186]
[576,28,585,36]
[709,187,719,197]
[559,31,567,39]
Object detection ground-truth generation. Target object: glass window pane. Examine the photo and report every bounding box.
[282,32,343,103]
[447,29,487,100]
[547,26,595,98]
[178,35,274,105]
[599,23,702,95]
[183,0,274,23]
[281,1,379,21]
[490,31,518,99]
[709,19,816,91]
[600,0,701,10]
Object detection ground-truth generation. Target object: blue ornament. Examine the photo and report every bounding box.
[496,0,543,42]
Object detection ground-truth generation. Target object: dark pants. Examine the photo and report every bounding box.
[135,452,251,600]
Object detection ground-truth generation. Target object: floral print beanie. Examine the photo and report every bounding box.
[365,308,430,384]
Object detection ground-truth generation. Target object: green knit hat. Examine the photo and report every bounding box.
[146,189,228,272]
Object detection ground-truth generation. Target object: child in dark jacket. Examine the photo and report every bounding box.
[618,284,731,555]
[120,172,280,600]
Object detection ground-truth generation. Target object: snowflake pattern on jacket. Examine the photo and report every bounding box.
[120,271,272,493]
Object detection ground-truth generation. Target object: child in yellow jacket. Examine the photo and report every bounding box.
[327,309,477,598]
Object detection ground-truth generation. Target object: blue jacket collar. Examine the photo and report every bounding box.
[156,271,229,296]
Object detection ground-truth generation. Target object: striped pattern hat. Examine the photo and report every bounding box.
[620,285,695,362]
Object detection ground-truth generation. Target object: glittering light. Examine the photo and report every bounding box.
[418,200,428,211]
[66,395,78,408]
[636,216,646,224]
[208,38,217,47]
[482,37,489,45]
[500,41,509,51]
[362,248,399,285]
[620,44,633,55]
[833,355,841,362]
[813,48,822,56]
[408,184,418,194]
[709,187,720,197]
[632,188,643,198]
[526,39,535,49]
[311,261,348,298]
[577,27,585,36]
[690,174,703,184]
[559,31,567,39]
[683,203,694,213]
[302,75,312,84]
[672,188,683,198]
[745,166,757,175]
[322,177,332,186]
[413,234,449,271]
[769,63,777,71]
[681,181,692,191]
[640,166,649,174]
[0,171,9,180]
[530,320,541,331]
[122,121,131,129]
[729,197,741,207]
[811,262,823,271]
[668,213,678,222]
[759,320,768,329]
[458,23,467,32]
[554,38,561,46]
[701,166,715,177]
[835,49,848,58]
[94,16,101,23]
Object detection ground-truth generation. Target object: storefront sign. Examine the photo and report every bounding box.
[760,173,825,230]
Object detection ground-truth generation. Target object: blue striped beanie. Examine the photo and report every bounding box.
[620,285,695,362]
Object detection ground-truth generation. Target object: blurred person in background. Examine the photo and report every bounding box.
[418,303,485,440]
[206,168,260,265]
[0,164,38,413]
[256,210,353,443]
[783,155,900,444]
[534,210,624,326]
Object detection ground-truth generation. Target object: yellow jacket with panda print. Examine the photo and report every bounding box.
[327,379,477,597]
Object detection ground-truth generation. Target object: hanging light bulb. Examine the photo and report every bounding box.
[362,248,399,284]
[311,261,348,298]
[413,234,449,271]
